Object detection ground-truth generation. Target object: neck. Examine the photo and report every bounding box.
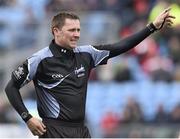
[54,39,72,50]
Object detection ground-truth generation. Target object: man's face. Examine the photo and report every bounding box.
[54,18,80,49]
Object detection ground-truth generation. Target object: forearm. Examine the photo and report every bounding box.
[5,79,31,121]
[94,26,153,58]
[109,26,152,57]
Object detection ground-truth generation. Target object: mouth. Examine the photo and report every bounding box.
[70,40,78,44]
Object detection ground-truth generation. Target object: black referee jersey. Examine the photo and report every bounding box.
[5,26,153,124]
[12,40,110,122]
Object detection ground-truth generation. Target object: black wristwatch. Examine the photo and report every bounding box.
[147,23,158,33]
[21,112,32,122]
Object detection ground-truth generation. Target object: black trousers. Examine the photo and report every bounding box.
[39,118,91,138]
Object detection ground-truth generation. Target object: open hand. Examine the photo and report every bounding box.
[153,7,176,30]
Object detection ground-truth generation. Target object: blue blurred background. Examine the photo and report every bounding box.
[0,0,180,138]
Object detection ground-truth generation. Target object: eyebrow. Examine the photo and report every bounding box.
[68,28,80,31]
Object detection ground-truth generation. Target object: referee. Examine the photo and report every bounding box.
[5,8,175,138]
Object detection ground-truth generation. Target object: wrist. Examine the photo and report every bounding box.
[21,112,32,123]
[146,22,158,33]
[152,21,158,29]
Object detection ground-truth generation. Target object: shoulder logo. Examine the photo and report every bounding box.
[13,66,24,80]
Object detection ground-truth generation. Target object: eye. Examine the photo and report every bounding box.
[68,28,80,32]
[69,29,75,32]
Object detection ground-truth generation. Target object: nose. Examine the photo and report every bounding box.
[73,30,80,38]
[74,32,80,38]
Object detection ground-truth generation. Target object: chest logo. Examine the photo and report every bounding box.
[75,65,85,78]
[52,74,64,79]
[38,65,86,89]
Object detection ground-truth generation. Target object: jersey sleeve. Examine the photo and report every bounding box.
[74,45,110,67]
[93,26,152,58]
[90,46,110,67]
[12,53,42,88]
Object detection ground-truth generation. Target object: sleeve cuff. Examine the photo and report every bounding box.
[146,23,158,33]
[21,112,33,122]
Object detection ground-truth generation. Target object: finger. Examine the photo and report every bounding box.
[41,122,46,129]
[167,22,173,27]
[36,129,44,136]
[167,23,172,27]
[38,124,46,133]
[159,7,170,17]
[166,18,175,23]
[32,129,44,136]
[165,19,174,24]
[164,22,173,28]
[167,15,176,19]
[163,14,175,22]
[164,7,171,13]
[41,127,47,133]
[32,130,38,136]
[166,15,176,19]
[30,128,37,135]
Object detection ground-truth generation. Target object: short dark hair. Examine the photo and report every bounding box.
[51,12,80,35]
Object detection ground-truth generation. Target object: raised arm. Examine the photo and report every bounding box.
[94,7,175,58]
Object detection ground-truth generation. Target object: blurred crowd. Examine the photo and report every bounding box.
[0,0,180,82]
[99,95,180,137]
[87,0,180,83]
[0,0,180,137]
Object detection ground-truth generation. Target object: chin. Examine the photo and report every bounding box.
[70,45,77,49]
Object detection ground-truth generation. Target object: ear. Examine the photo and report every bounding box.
[53,27,61,36]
